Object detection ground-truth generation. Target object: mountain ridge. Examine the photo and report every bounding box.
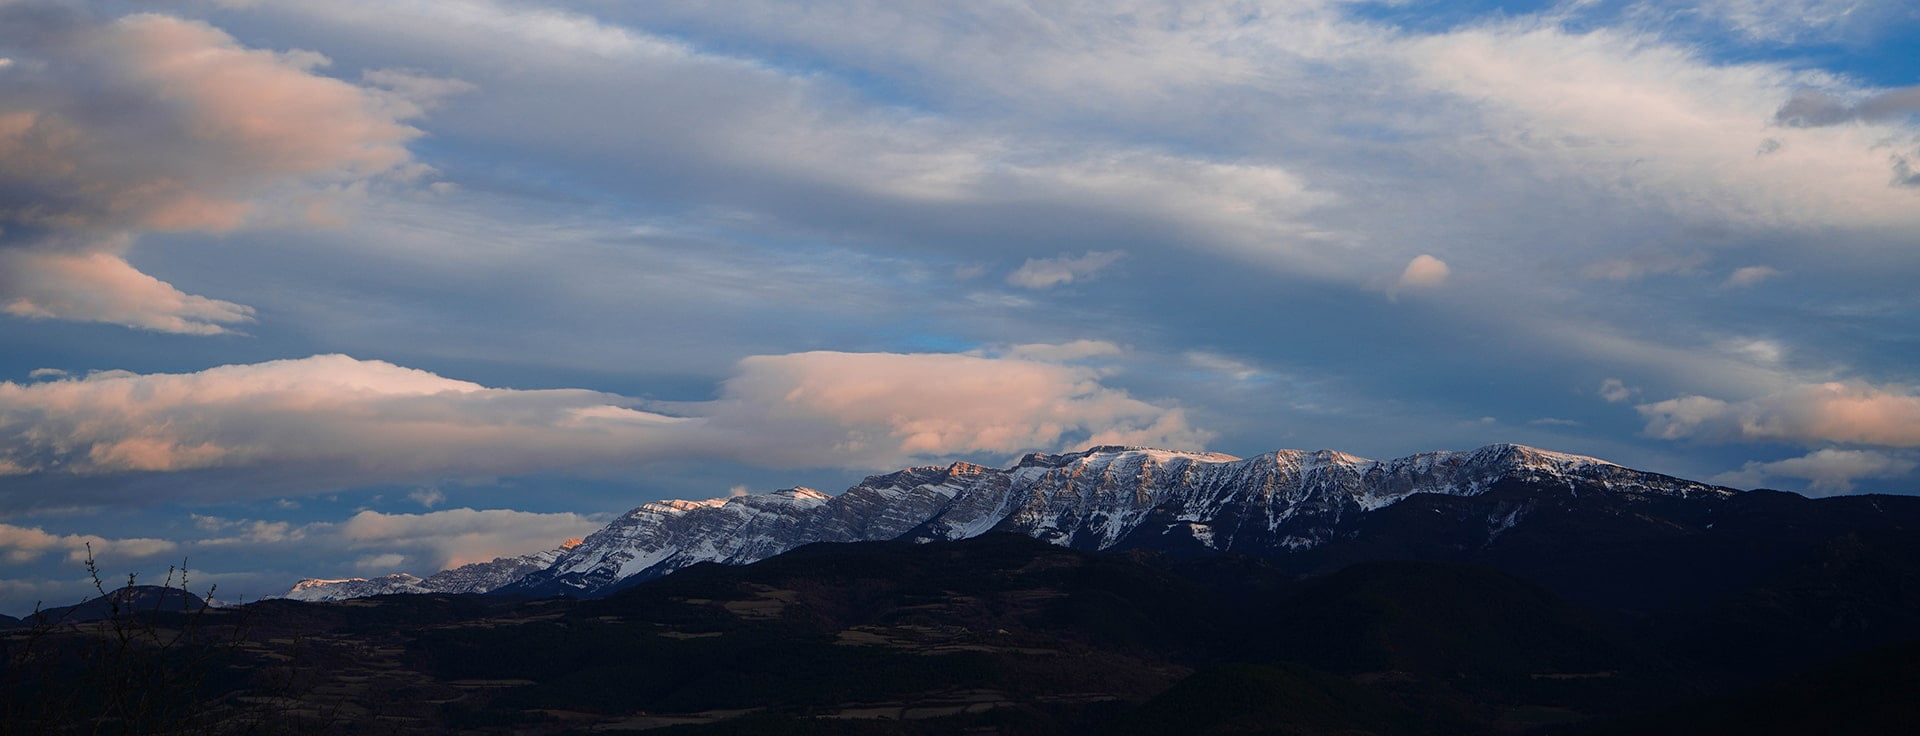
[274,442,1735,601]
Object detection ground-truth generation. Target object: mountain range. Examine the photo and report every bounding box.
[15,441,1920,733]
[278,443,1732,601]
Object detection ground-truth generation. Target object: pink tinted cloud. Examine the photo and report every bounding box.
[0,523,177,564]
[706,350,1210,466]
[0,350,1208,507]
[0,355,686,488]
[0,6,428,332]
[1638,382,1920,447]
[0,250,254,335]
[1,11,417,232]
[337,508,603,569]
[1712,448,1918,495]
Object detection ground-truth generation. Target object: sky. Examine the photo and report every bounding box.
[2,0,1919,614]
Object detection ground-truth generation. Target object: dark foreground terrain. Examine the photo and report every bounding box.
[5,520,1919,735]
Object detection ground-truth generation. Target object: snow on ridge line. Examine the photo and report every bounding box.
[627,443,1609,515]
[279,442,1660,601]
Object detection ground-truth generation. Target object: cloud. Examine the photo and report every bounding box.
[1598,378,1639,403]
[1723,265,1781,287]
[354,553,408,572]
[1711,448,1917,495]
[999,340,1123,362]
[0,523,177,564]
[408,488,446,508]
[196,519,303,546]
[0,250,256,335]
[1689,0,1903,43]
[1638,382,1920,446]
[1407,20,1920,232]
[702,350,1210,466]
[0,349,1207,508]
[0,355,687,497]
[0,4,422,332]
[1528,417,1581,426]
[1007,250,1126,289]
[1580,249,1707,281]
[1185,352,1270,382]
[1716,337,1786,366]
[337,508,602,569]
[1775,85,1920,127]
[244,1,1338,284]
[1393,254,1451,291]
[180,506,604,575]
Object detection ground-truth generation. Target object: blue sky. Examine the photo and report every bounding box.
[3,0,1919,614]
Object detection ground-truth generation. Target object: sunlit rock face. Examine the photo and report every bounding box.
[274,544,572,601]
[487,443,1729,598]
[279,443,1734,601]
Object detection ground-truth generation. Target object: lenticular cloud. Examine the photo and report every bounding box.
[0,350,1205,509]
[0,4,423,333]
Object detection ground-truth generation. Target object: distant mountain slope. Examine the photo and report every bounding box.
[276,542,578,602]
[277,442,1920,618]
[494,443,1733,598]
[19,585,211,625]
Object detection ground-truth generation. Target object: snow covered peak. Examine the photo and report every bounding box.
[277,573,428,602]
[1016,445,1239,468]
[1466,443,1617,471]
[759,487,831,503]
[1264,448,1373,470]
[287,441,1731,602]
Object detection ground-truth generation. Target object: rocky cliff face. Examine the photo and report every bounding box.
[275,541,578,601]
[488,443,1730,598]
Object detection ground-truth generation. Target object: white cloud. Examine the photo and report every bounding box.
[195,519,305,546]
[336,508,603,569]
[1723,265,1781,287]
[1712,448,1917,495]
[1185,352,1270,382]
[998,340,1124,362]
[353,553,409,572]
[0,523,177,564]
[408,488,446,508]
[1393,254,1451,292]
[1776,84,1920,127]
[0,4,423,332]
[702,350,1210,466]
[236,2,1348,280]
[1007,250,1127,289]
[1687,0,1894,44]
[1598,378,1639,403]
[0,354,689,501]
[0,250,256,335]
[1580,249,1707,281]
[1406,21,1920,231]
[182,506,604,574]
[1638,382,1920,446]
[0,350,1207,507]
[1717,337,1787,366]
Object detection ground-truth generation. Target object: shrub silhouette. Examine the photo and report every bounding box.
[0,544,248,735]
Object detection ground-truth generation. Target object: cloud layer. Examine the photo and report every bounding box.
[0,350,1203,509]
[0,523,177,564]
[1713,448,1918,495]
[196,507,602,572]
[705,350,1209,465]
[1638,382,1920,447]
[0,4,421,332]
